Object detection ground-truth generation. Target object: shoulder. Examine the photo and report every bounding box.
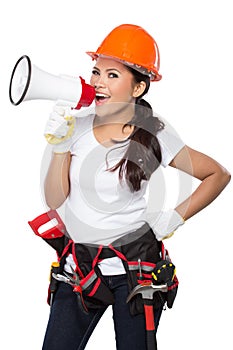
[155,114,185,167]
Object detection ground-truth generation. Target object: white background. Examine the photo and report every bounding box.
[1,0,233,349]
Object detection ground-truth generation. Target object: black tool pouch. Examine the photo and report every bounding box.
[73,243,115,310]
[110,224,178,316]
[154,246,179,309]
[166,276,178,308]
[109,224,164,316]
[124,266,167,316]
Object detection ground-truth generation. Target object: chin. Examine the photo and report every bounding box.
[95,102,134,120]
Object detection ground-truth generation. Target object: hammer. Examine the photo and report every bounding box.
[127,283,168,350]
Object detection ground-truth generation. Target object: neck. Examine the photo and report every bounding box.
[94,102,135,126]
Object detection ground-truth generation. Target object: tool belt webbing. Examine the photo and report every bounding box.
[29,210,179,315]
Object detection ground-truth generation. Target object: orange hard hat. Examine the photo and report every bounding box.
[87,24,162,82]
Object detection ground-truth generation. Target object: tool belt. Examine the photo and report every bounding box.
[29,210,179,316]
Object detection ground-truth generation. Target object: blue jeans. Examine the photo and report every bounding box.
[42,274,163,350]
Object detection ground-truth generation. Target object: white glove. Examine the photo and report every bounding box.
[146,209,185,241]
[44,105,76,153]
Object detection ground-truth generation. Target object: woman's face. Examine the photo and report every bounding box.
[90,57,143,120]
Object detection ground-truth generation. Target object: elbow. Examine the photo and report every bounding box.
[44,191,69,210]
[222,166,231,184]
[45,200,61,211]
[44,197,63,210]
[224,170,231,186]
[218,166,231,189]
[45,197,67,210]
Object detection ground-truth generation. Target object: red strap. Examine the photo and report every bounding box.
[108,244,128,261]
[92,245,103,268]
[88,277,101,297]
[60,239,72,259]
[161,241,165,260]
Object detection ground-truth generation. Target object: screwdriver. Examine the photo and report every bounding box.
[49,261,60,305]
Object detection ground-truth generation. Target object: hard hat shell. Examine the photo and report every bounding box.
[87,24,162,82]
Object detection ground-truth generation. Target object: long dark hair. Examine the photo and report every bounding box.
[109,67,164,192]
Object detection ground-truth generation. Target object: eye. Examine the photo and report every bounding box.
[92,69,100,76]
[108,72,119,78]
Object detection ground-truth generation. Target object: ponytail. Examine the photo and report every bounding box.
[109,66,164,191]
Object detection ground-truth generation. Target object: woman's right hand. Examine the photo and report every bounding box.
[44,105,76,153]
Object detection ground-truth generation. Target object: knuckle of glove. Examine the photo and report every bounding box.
[50,111,66,123]
[55,124,69,138]
[46,113,69,138]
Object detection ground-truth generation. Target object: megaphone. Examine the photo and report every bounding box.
[9,55,95,109]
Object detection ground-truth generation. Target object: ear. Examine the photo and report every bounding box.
[132,81,147,98]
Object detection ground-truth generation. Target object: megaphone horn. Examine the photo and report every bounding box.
[9,55,95,109]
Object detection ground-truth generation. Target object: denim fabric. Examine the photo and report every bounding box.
[42,274,163,350]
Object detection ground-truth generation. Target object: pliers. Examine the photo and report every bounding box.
[52,266,88,314]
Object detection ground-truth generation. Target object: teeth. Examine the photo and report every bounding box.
[96,93,109,98]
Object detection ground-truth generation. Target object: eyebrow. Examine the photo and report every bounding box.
[93,66,121,73]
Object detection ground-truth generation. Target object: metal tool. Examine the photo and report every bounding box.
[49,262,60,306]
[127,282,168,350]
[63,265,80,285]
[138,258,143,280]
[52,273,72,284]
[52,265,80,286]
[52,267,88,314]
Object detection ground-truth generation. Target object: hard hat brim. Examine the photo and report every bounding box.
[86,51,162,82]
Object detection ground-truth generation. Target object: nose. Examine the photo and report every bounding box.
[94,83,104,89]
[93,76,106,90]
[94,82,106,90]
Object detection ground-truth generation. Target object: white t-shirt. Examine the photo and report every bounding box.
[64,113,185,275]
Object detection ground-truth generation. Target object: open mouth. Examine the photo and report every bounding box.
[95,93,110,104]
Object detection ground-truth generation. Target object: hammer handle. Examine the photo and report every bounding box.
[144,304,157,350]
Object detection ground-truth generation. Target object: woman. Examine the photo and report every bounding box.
[42,24,230,350]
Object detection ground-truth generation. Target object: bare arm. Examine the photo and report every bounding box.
[170,146,231,220]
[44,152,71,209]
